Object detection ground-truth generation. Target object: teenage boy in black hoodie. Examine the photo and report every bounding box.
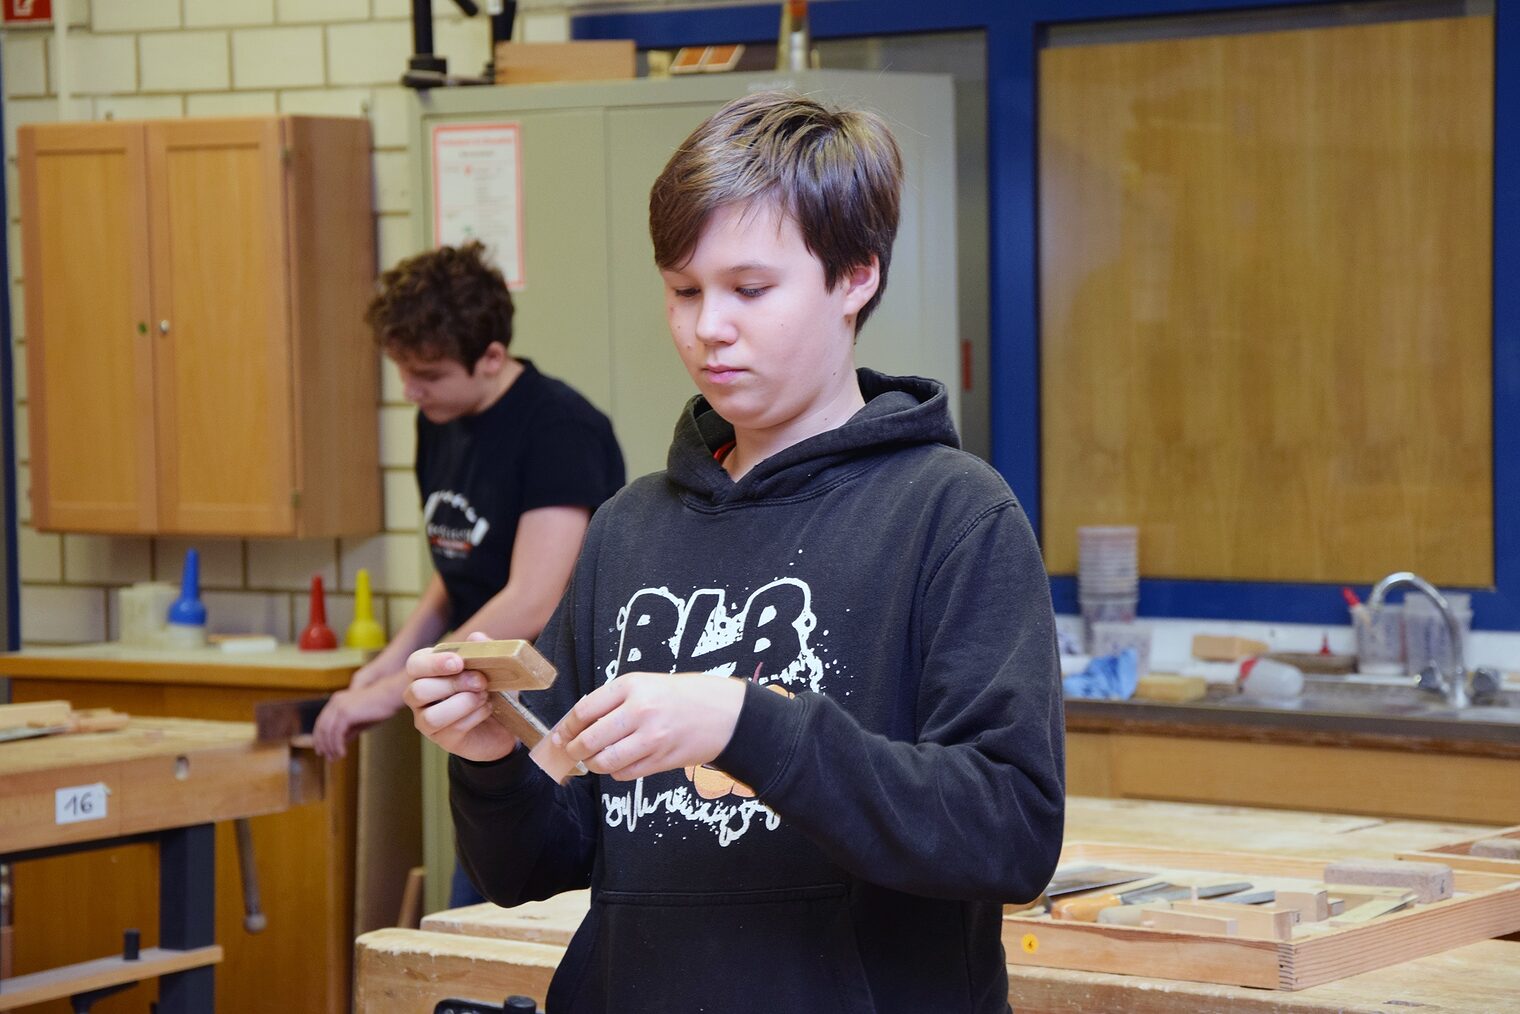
[403,91,1065,1013]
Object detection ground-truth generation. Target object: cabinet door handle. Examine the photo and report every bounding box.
[137,321,148,336]
[158,320,171,335]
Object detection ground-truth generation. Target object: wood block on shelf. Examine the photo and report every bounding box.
[493,41,635,85]
[1134,674,1208,702]
[1191,634,1268,662]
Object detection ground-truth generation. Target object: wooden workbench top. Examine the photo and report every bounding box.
[359,798,1518,1013]
[0,643,367,691]
[0,717,310,854]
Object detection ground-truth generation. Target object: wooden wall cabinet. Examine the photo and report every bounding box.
[17,116,380,537]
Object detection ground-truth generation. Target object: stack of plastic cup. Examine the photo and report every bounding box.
[1352,603,1405,675]
[1403,592,1472,677]
[1078,525,1139,650]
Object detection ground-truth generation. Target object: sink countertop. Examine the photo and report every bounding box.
[1065,679,1520,758]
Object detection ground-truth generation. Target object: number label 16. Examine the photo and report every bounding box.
[55,783,109,825]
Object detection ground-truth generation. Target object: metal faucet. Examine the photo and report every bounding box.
[1368,571,1471,708]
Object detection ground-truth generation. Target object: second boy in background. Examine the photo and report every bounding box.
[407,92,1064,1012]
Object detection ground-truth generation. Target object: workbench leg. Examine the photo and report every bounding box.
[158,823,216,1013]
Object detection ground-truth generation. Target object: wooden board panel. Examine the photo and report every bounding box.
[1038,16,1494,585]
[17,122,156,533]
[283,116,381,538]
[1070,730,1520,825]
[1005,842,1520,990]
[354,929,559,1012]
[146,117,294,535]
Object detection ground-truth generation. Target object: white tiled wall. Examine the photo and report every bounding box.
[1,0,591,645]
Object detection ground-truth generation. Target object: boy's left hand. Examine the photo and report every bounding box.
[554,673,746,781]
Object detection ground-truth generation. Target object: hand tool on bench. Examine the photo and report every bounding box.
[244,695,339,934]
[1043,865,1155,897]
[1053,879,1253,922]
[432,639,587,783]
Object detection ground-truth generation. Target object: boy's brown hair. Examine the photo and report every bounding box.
[366,240,515,369]
[649,90,903,332]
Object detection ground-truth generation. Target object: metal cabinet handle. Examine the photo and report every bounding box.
[158,320,171,335]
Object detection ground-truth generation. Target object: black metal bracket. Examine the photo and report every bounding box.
[433,996,539,1014]
[404,0,518,90]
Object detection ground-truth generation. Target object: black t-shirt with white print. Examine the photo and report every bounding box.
[415,359,625,630]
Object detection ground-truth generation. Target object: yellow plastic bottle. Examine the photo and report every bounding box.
[344,568,387,650]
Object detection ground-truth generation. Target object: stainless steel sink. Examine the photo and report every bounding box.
[1199,675,1520,722]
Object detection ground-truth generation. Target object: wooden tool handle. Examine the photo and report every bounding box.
[1051,892,1120,922]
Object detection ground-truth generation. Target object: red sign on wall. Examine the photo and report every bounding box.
[2,0,53,25]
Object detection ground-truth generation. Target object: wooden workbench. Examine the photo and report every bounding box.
[355,797,1519,1012]
[0,717,317,1011]
[1066,695,1520,825]
[0,643,417,1014]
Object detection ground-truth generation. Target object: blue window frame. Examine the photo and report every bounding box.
[574,0,1519,629]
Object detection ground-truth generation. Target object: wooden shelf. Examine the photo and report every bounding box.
[0,644,367,692]
[0,945,221,1010]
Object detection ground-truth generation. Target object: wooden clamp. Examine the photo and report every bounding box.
[431,639,587,783]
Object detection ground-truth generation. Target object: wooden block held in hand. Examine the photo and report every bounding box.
[1470,837,1520,860]
[1323,859,1453,904]
[433,639,557,692]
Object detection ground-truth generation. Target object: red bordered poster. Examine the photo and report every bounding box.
[3,0,53,25]
[431,122,526,289]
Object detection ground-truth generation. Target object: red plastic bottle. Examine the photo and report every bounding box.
[298,575,338,651]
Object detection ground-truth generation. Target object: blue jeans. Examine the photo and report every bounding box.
[449,862,486,908]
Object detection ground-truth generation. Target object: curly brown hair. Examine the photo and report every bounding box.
[649,91,902,333]
[365,241,515,368]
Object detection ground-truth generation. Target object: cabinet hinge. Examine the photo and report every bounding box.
[291,490,302,509]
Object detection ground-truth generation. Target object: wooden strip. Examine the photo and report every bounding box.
[1147,909,1238,935]
[0,945,221,1011]
[1328,895,1413,926]
[0,700,71,731]
[433,639,557,692]
[1002,919,1284,990]
[1168,901,1296,940]
[1323,859,1453,903]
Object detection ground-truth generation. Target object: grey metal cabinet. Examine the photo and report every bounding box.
[408,70,959,480]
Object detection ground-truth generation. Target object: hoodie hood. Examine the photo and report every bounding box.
[666,368,959,505]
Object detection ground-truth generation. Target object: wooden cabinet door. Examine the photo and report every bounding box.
[146,119,296,535]
[18,123,158,532]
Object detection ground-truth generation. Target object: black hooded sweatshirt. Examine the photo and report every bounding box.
[450,370,1065,1013]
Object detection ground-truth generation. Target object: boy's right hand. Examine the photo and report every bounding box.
[403,632,519,762]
